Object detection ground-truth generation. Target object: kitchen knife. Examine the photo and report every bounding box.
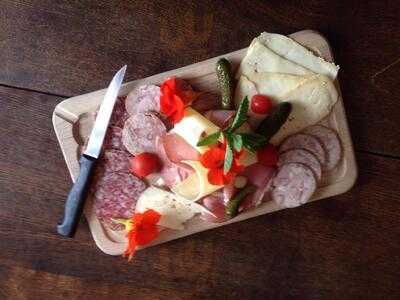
[57,65,127,237]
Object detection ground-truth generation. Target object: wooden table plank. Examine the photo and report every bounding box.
[0,85,399,298]
[1,1,400,156]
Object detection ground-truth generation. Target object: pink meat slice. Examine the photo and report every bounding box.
[200,192,227,223]
[238,164,276,210]
[109,97,129,128]
[153,136,194,188]
[303,125,342,171]
[161,133,200,163]
[122,113,166,155]
[125,85,161,116]
[279,133,326,167]
[92,171,146,231]
[278,149,322,181]
[98,149,131,173]
[271,162,316,208]
[204,110,236,128]
[103,126,124,150]
[191,93,221,112]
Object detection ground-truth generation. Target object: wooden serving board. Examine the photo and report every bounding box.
[53,30,357,255]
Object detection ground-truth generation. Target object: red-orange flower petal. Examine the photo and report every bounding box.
[207,168,226,185]
[123,209,161,261]
[200,146,225,169]
[141,209,162,226]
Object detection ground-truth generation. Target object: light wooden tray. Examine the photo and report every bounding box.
[53,30,357,255]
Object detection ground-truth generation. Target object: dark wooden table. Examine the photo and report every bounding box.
[1,1,399,298]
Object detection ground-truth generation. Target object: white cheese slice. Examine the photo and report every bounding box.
[135,186,203,230]
[234,73,312,109]
[171,107,220,154]
[236,39,314,79]
[171,161,223,201]
[257,32,339,80]
[270,74,338,144]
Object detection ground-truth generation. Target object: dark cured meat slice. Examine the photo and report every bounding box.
[92,171,146,231]
[122,113,166,155]
[191,93,221,112]
[279,133,326,166]
[278,149,322,181]
[98,149,131,173]
[103,126,124,150]
[109,97,128,128]
[125,85,161,116]
[303,125,342,171]
[271,162,316,208]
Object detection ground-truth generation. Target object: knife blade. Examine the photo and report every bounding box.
[57,65,127,237]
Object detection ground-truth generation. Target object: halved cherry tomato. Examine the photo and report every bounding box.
[257,144,278,166]
[251,94,273,114]
[130,153,161,178]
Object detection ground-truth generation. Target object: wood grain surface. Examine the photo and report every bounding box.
[0,0,399,298]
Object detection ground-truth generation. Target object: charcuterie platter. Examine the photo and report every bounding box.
[53,30,357,258]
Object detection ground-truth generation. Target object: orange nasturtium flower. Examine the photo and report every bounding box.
[160,77,200,124]
[199,141,244,186]
[114,209,161,261]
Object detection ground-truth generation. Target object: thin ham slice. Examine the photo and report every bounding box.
[154,136,195,188]
[200,192,227,223]
[161,133,200,163]
[204,110,236,128]
[238,163,276,211]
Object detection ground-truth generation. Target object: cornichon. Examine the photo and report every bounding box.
[256,102,292,141]
[216,58,234,109]
[225,185,257,217]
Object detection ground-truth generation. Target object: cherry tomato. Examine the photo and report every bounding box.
[257,144,278,166]
[130,153,161,178]
[251,94,273,114]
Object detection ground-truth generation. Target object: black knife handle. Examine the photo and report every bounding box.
[57,155,97,237]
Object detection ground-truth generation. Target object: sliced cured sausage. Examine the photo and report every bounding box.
[122,113,166,155]
[103,126,124,150]
[303,125,342,171]
[278,149,322,181]
[92,171,146,230]
[98,149,131,173]
[279,133,326,166]
[109,97,128,128]
[125,85,161,116]
[271,162,316,208]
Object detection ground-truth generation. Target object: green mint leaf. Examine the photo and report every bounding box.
[232,133,243,152]
[227,96,249,133]
[240,133,268,152]
[224,142,234,174]
[197,131,221,147]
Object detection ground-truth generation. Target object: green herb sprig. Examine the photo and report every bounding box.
[197,96,268,173]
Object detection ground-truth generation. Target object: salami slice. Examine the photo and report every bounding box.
[271,162,316,208]
[92,171,146,230]
[98,149,131,173]
[279,133,326,166]
[103,126,124,150]
[125,85,161,116]
[278,149,322,181]
[122,113,166,155]
[109,97,128,128]
[303,125,342,171]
